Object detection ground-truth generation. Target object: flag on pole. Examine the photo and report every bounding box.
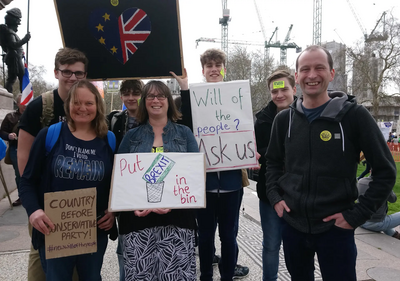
[21,57,33,105]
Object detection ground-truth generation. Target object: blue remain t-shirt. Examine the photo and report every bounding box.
[50,124,114,213]
[20,122,114,218]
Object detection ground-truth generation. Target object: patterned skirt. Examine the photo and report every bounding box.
[123,225,196,281]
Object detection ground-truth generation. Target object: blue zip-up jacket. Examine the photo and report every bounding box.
[266,92,396,234]
[117,120,199,234]
[19,123,115,249]
[180,89,242,192]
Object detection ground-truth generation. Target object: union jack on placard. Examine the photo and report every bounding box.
[119,8,151,63]
[89,7,152,64]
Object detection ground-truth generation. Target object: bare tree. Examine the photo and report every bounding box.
[226,45,252,81]
[226,46,276,114]
[28,64,55,97]
[348,12,400,117]
[0,63,54,99]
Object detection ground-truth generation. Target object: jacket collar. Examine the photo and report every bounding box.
[144,119,173,134]
[292,91,356,121]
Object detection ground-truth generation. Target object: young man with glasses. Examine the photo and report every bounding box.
[18,47,88,281]
[107,79,143,281]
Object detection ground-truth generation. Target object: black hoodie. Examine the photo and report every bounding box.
[255,99,287,202]
[266,92,396,234]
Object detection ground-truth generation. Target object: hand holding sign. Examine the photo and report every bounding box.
[152,208,171,215]
[97,210,115,231]
[170,68,188,90]
[30,209,55,235]
[134,210,153,217]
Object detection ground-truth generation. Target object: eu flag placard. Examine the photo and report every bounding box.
[54,0,183,80]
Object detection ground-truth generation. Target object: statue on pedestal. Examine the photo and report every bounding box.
[0,8,30,93]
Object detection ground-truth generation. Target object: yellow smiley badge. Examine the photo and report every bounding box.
[220,68,225,78]
[273,81,285,89]
[110,0,119,6]
[320,130,332,141]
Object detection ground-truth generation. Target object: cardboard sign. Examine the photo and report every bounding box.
[109,153,206,211]
[189,80,258,171]
[54,0,183,80]
[44,188,97,259]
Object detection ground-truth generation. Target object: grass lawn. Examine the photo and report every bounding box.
[357,162,400,215]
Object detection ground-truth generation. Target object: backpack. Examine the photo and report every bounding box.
[40,91,55,128]
[45,122,116,154]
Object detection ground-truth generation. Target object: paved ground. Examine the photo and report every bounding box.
[1,180,400,280]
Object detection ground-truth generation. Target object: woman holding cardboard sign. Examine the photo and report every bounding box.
[19,79,116,280]
[118,80,199,281]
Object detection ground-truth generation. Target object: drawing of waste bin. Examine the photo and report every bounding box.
[143,154,175,203]
[146,181,164,203]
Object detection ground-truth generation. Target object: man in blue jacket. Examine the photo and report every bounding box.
[265,45,396,281]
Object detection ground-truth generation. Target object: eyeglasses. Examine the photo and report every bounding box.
[146,94,166,100]
[57,69,86,79]
[121,89,141,97]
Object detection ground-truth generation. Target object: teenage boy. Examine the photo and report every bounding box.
[107,79,143,281]
[108,80,144,148]
[265,45,396,280]
[255,70,296,281]
[18,47,88,281]
[171,48,249,281]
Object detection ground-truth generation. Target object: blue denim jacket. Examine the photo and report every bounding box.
[117,120,199,234]
[118,120,199,154]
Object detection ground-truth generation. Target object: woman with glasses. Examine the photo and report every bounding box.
[19,80,116,280]
[118,80,199,281]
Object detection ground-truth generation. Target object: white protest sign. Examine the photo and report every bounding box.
[190,80,258,171]
[109,153,206,211]
[378,121,393,141]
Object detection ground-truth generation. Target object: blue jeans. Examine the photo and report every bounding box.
[116,234,125,281]
[38,233,108,281]
[282,222,357,281]
[197,189,243,281]
[9,144,20,189]
[259,200,283,281]
[362,212,400,236]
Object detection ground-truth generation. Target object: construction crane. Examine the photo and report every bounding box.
[267,27,278,47]
[195,37,264,48]
[219,1,230,59]
[313,0,322,45]
[281,25,294,66]
[253,0,267,58]
[252,0,280,61]
[196,29,299,67]
[265,25,301,66]
[346,0,387,43]
[346,0,367,41]
[365,12,388,43]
